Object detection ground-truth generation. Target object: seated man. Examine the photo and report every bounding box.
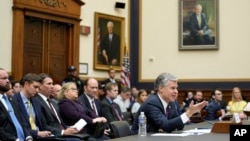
[205,88,226,121]
[131,73,207,133]
[101,82,123,124]
[0,68,33,141]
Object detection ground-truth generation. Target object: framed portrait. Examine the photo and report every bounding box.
[93,12,125,70]
[179,0,219,50]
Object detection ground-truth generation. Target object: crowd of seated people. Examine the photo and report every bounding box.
[1,66,250,141]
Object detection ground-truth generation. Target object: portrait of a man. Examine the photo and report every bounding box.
[100,21,121,66]
[180,0,218,50]
[94,12,125,70]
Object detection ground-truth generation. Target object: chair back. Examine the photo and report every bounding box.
[110,121,131,138]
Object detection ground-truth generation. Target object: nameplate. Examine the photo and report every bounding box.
[211,121,242,133]
[230,125,250,141]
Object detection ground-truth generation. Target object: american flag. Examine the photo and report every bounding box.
[120,51,130,88]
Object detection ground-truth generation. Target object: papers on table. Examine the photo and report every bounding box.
[151,133,190,137]
[183,128,211,135]
[151,128,211,137]
[71,118,87,131]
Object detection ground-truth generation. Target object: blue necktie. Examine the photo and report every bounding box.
[3,95,25,140]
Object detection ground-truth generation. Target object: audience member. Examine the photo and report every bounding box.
[103,68,121,93]
[0,68,33,141]
[58,82,108,141]
[227,87,247,119]
[35,73,82,141]
[131,89,148,114]
[193,90,204,104]
[50,83,62,103]
[205,88,226,120]
[11,80,21,94]
[62,65,84,95]
[113,86,131,113]
[12,73,54,139]
[97,82,106,101]
[6,82,14,98]
[131,73,207,133]
[101,82,123,124]
[78,78,110,140]
[181,91,193,112]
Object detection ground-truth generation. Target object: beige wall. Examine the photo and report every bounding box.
[140,0,250,81]
[1,0,250,81]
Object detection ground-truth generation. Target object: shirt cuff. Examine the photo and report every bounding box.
[181,113,190,123]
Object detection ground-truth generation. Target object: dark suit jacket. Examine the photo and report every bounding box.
[0,95,31,141]
[58,98,94,129]
[131,94,185,133]
[101,97,123,123]
[12,93,60,138]
[189,12,208,36]
[34,94,65,135]
[100,33,120,65]
[78,93,106,135]
[205,100,221,120]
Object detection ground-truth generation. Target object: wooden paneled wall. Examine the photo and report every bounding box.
[177,89,250,105]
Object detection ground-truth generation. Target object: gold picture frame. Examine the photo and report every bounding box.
[179,0,219,50]
[93,12,125,70]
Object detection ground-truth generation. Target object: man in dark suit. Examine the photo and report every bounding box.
[100,21,121,66]
[101,82,123,124]
[103,68,121,93]
[35,73,85,141]
[12,73,56,139]
[205,88,226,121]
[78,78,110,140]
[189,4,213,45]
[131,73,207,133]
[0,68,33,141]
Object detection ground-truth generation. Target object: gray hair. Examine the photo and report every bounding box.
[154,73,178,91]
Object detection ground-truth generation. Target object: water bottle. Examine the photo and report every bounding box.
[138,111,147,136]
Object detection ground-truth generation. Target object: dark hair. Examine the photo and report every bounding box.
[20,73,41,86]
[39,73,52,84]
[211,88,222,96]
[11,80,20,87]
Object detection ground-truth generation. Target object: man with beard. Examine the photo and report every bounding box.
[0,68,33,141]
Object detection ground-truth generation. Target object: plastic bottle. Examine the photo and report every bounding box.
[138,111,147,136]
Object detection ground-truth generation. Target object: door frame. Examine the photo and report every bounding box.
[11,0,84,80]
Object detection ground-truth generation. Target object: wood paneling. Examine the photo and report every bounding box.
[177,89,250,105]
[12,0,84,82]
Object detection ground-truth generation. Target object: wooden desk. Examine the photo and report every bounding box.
[107,121,250,141]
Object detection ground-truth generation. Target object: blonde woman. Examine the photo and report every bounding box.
[227,87,247,119]
[58,82,109,140]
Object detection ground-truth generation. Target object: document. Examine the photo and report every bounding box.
[183,128,211,135]
[71,118,87,131]
[151,133,190,137]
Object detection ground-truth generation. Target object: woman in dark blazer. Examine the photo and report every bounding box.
[58,82,108,140]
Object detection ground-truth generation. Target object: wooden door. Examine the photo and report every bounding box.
[23,17,68,84]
